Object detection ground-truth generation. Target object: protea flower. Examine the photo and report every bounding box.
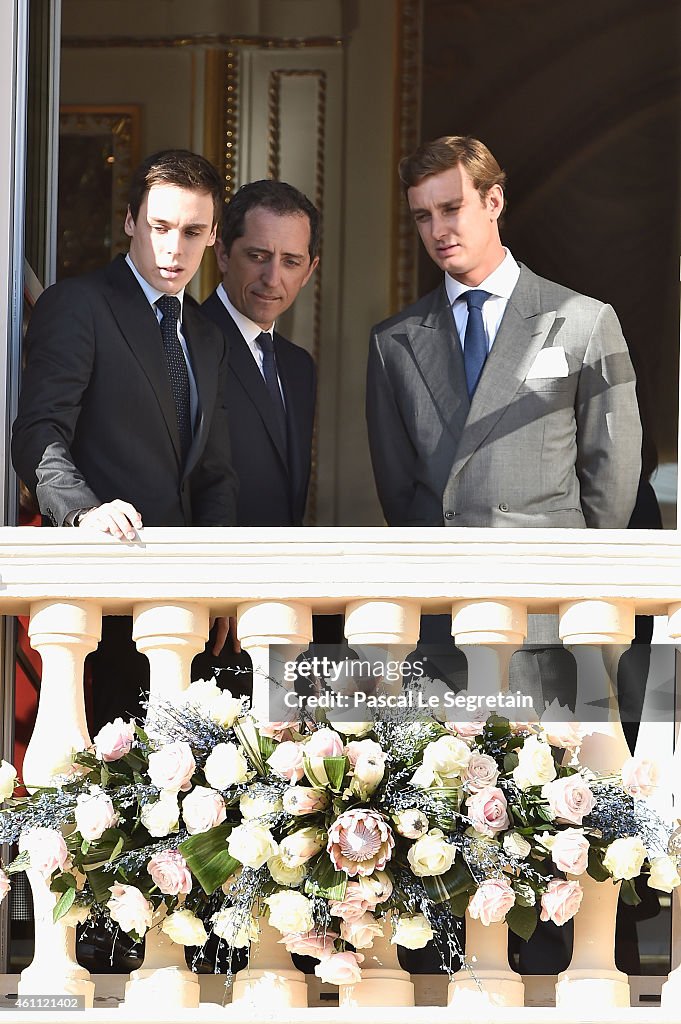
[327,808,394,877]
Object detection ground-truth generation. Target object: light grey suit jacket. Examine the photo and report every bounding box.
[367,264,642,528]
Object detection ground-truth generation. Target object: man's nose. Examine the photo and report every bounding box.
[165,230,182,255]
[430,211,447,240]
[260,259,281,287]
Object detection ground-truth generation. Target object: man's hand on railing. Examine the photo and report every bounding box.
[74,499,142,541]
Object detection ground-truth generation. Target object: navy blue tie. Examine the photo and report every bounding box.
[463,289,491,398]
[257,332,287,451]
[156,295,192,462]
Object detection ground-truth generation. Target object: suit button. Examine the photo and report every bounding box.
[444,511,455,520]
[499,502,509,512]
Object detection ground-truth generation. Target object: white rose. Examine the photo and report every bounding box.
[75,788,119,841]
[141,794,180,838]
[340,913,384,948]
[513,735,557,790]
[407,829,456,877]
[265,891,315,935]
[228,823,278,868]
[648,855,681,893]
[212,906,258,947]
[422,735,472,782]
[0,760,17,800]
[392,913,434,949]
[603,836,647,881]
[394,808,429,840]
[181,786,226,835]
[350,752,386,797]
[328,719,374,737]
[503,832,532,859]
[204,743,250,789]
[240,789,282,820]
[185,679,242,727]
[161,908,208,946]
[267,855,307,887]
[279,828,325,868]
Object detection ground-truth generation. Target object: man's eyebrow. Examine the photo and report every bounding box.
[246,245,306,260]
[149,216,212,230]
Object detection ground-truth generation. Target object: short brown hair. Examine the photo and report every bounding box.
[399,135,506,206]
[128,149,224,227]
[221,179,320,262]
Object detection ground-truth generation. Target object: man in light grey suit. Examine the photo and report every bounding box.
[367,135,642,529]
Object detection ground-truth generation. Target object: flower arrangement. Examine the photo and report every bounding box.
[0,676,679,986]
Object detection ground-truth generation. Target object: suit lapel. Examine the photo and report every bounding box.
[450,264,557,478]
[276,337,304,501]
[230,329,288,467]
[407,285,470,445]
[103,256,183,463]
[182,302,216,477]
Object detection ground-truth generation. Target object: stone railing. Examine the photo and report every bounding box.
[1,525,680,1022]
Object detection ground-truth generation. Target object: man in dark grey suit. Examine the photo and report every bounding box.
[367,135,641,529]
[12,149,238,729]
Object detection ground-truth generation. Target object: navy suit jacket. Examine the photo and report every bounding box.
[202,289,316,526]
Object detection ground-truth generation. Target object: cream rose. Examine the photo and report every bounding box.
[267,854,307,887]
[468,877,516,926]
[148,741,195,793]
[549,828,590,876]
[204,743,250,789]
[422,734,472,782]
[648,855,681,893]
[240,789,282,820]
[328,719,373,738]
[513,735,557,790]
[392,913,434,949]
[0,760,17,800]
[181,786,227,835]
[141,793,180,837]
[267,741,305,783]
[266,891,315,935]
[542,775,595,825]
[93,719,135,763]
[503,832,531,859]
[107,883,153,936]
[344,739,384,766]
[603,836,647,880]
[228,822,278,868]
[407,829,456,877]
[463,753,499,793]
[185,678,242,728]
[161,909,208,946]
[540,878,583,925]
[350,752,386,797]
[19,827,69,878]
[314,951,363,985]
[340,913,384,948]
[621,757,659,799]
[75,788,119,841]
[212,906,258,947]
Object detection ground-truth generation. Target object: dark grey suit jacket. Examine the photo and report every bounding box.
[367,264,641,529]
[12,255,238,527]
[201,289,316,526]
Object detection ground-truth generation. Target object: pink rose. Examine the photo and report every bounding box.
[147,849,192,895]
[19,827,69,878]
[75,789,118,841]
[444,702,486,738]
[107,883,153,936]
[621,757,659,799]
[93,718,135,762]
[181,786,226,835]
[148,742,195,793]
[0,868,10,904]
[542,775,595,825]
[282,786,329,816]
[282,929,338,958]
[463,753,500,793]
[340,913,384,949]
[259,720,297,741]
[306,728,344,758]
[541,720,583,750]
[344,739,384,767]
[314,950,364,985]
[540,878,583,925]
[466,786,510,837]
[327,809,394,877]
[550,828,589,875]
[468,877,516,926]
[329,881,372,922]
[267,741,305,783]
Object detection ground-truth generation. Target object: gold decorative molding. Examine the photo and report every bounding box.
[62,34,343,50]
[267,69,327,526]
[392,0,423,311]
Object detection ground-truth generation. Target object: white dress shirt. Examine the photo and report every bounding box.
[216,283,284,403]
[445,248,521,352]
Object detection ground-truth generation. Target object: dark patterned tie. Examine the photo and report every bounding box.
[156,295,192,462]
[257,331,287,451]
[463,289,492,398]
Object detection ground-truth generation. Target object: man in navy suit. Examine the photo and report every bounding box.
[201,180,319,526]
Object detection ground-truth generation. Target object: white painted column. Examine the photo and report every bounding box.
[340,915,414,1007]
[345,599,420,696]
[448,914,524,1009]
[132,601,209,715]
[237,600,313,721]
[556,599,633,1008]
[124,910,200,1009]
[231,913,308,1008]
[19,600,100,1006]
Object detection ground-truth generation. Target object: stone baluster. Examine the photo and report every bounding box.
[237,600,313,722]
[340,915,414,1007]
[449,600,526,1009]
[132,601,209,715]
[124,909,200,1009]
[555,599,634,1009]
[18,600,100,1006]
[448,914,524,1008]
[231,911,308,1008]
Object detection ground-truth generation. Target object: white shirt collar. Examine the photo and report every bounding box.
[125,253,185,317]
[444,248,520,307]
[216,282,274,343]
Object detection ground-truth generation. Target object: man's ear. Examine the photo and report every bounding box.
[301,255,320,289]
[214,237,230,273]
[124,205,135,238]
[487,185,504,221]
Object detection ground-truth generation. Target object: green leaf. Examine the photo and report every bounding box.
[449,891,470,918]
[258,735,276,762]
[179,822,240,895]
[52,886,77,924]
[234,719,265,774]
[100,764,110,788]
[422,858,475,905]
[306,855,347,901]
[86,866,116,904]
[108,836,124,863]
[6,851,29,875]
[512,881,536,908]
[51,873,78,893]
[323,757,348,791]
[620,878,641,907]
[587,846,610,882]
[506,902,538,941]
[503,752,519,773]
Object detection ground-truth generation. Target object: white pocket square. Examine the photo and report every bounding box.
[525,346,569,379]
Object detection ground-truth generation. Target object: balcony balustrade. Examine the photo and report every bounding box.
[0,525,679,1023]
